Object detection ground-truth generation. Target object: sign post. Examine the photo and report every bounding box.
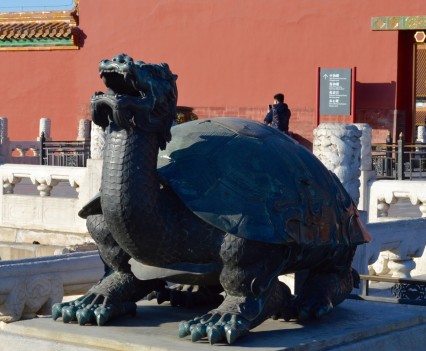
[316,67,356,126]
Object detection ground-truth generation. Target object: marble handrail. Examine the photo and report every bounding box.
[352,218,426,279]
[0,163,86,196]
[0,160,102,237]
[0,251,103,322]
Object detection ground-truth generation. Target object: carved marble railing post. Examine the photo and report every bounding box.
[38,117,51,141]
[90,122,106,160]
[0,117,9,164]
[417,125,425,143]
[354,124,376,211]
[77,119,91,141]
[0,117,8,145]
[313,123,362,206]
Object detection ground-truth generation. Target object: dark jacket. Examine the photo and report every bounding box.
[264,102,291,133]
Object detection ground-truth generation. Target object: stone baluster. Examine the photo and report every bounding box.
[313,123,362,206]
[376,193,398,217]
[410,191,426,218]
[90,122,106,160]
[38,117,51,141]
[30,174,60,197]
[77,119,91,141]
[2,174,21,194]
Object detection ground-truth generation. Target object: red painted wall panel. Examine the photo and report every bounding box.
[0,0,423,141]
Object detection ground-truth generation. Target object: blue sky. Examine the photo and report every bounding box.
[0,0,75,12]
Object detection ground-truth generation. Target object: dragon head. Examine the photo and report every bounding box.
[98,53,141,96]
[91,54,178,149]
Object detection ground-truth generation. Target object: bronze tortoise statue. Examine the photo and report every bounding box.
[52,54,370,345]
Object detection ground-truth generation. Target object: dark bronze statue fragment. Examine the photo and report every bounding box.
[52,53,371,345]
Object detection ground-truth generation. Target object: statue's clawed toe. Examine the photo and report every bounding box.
[179,312,250,345]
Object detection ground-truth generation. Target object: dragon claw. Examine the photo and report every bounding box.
[61,305,78,323]
[51,303,65,321]
[76,308,95,326]
[190,323,208,342]
[178,321,190,338]
[95,307,113,326]
[207,325,225,344]
[180,311,250,345]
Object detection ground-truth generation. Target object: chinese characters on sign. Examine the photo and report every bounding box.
[319,68,352,116]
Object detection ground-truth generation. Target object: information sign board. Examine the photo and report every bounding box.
[319,68,352,115]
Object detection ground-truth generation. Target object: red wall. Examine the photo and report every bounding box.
[0,0,424,141]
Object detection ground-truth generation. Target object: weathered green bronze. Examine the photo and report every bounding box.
[52,54,370,345]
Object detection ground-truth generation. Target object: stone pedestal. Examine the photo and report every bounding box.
[1,299,426,350]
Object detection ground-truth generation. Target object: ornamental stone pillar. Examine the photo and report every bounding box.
[0,117,9,145]
[38,117,51,141]
[313,123,362,206]
[354,123,376,211]
[77,119,91,141]
[0,117,9,164]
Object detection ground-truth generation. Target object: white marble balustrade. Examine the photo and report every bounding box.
[368,179,426,222]
[353,218,426,279]
[0,160,102,239]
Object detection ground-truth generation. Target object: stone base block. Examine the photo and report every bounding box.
[1,299,426,350]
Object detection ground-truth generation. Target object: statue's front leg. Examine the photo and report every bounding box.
[52,214,165,326]
[179,234,292,345]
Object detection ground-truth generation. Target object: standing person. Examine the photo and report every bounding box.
[263,93,291,134]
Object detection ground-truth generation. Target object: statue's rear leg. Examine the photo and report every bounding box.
[294,247,358,321]
[52,214,165,325]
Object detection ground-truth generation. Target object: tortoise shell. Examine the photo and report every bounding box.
[157,117,370,246]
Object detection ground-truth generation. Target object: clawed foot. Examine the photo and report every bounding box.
[179,311,250,345]
[52,293,137,326]
[179,280,290,345]
[52,271,162,326]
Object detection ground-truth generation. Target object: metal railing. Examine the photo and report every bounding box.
[372,133,426,180]
[354,274,426,306]
[40,134,90,167]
